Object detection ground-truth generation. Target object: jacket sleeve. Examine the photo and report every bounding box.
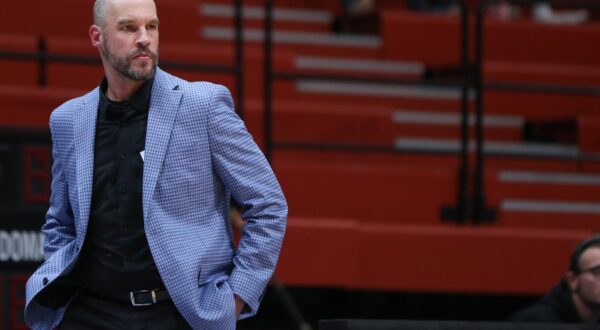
[207,84,287,319]
[41,111,76,260]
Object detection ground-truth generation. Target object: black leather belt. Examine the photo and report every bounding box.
[91,289,171,307]
[128,289,171,306]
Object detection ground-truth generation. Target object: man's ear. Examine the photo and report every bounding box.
[566,271,579,292]
[89,25,102,48]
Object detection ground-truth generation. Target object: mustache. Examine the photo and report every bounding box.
[129,48,158,60]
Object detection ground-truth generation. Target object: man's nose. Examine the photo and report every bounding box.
[136,28,151,48]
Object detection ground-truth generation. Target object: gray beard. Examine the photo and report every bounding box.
[101,41,158,81]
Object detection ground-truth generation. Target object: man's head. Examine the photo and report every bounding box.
[566,235,600,311]
[90,0,159,82]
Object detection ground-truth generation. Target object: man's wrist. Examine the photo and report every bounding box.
[234,294,245,320]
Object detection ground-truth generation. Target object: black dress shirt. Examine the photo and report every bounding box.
[508,281,591,323]
[75,77,165,294]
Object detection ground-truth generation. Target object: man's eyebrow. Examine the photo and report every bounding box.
[116,19,135,26]
[116,18,160,26]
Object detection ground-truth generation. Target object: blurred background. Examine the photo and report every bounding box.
[1,0,600,329]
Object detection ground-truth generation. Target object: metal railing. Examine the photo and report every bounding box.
[262,0,475,222]
[262,0,600,224]
[470,0,600,222]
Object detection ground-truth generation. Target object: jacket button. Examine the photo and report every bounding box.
[42,277,49,286]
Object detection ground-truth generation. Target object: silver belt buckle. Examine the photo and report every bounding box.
[129,289,157,306]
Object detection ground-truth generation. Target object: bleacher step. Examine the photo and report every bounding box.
[202,26,381,48]
[201,3,333,23]
[392,110,522,128]
[500,170,600,186]
[296,79,463,100]
[394,137,579,158]
[295,55,424,76]
[502,199,600,215]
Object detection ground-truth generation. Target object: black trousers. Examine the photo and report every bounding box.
[57,291,192,330]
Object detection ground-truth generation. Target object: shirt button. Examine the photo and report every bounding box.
[119,154,126,160]
[42,277,49,286]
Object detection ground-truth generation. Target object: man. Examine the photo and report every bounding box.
[509,235,600,323]
[24,0,287,328]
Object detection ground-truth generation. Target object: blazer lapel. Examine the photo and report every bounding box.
[75,88,99,236]
[143,68,183,219]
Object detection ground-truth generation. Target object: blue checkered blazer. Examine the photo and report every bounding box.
[24,68,287,330]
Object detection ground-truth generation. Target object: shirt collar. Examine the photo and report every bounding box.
[99,76,154,114]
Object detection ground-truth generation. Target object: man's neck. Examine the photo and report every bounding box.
[105,75,145,102]
[573,294,600,323]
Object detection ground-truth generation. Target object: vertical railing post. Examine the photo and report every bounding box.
[441,0,471,223]
[37,36,47,87]
[263,0,273,162]
[473,1,495,223]
[457,0,471,222]
[234,0,244,120]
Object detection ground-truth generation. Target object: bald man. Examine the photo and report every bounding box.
[23,0,287,329]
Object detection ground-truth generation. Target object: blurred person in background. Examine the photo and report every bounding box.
[532,1,589,24]
[336,0,379,34]
[342,0,377,16]
[486,1,589,23]
[405,0,458,13]
[509,235,600,323]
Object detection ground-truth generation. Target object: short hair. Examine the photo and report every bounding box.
[93,0,108,28]
[570,234,600,273]
[93,0,156,28]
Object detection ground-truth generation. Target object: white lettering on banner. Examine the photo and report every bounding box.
[0,231,44,262]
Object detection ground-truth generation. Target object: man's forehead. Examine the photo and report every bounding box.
[105,0,157,20]
[580,246,600,268]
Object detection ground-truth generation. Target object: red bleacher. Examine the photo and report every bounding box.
[0,85,80,127]
[382,10,600,66]
[1,0,600,296]
[0,33,38,87]
[279,219,589,294]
